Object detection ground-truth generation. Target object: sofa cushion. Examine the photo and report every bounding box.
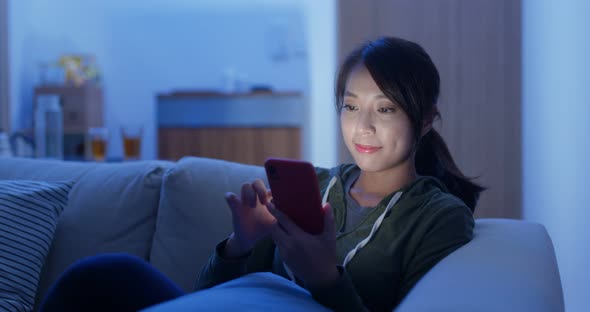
[150,157,267,292]
[395,219,564,312]
[0,180,73,312]
[0,157,174,308]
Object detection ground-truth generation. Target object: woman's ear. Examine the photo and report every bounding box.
[421,108,437,137]
[421,119,433,138]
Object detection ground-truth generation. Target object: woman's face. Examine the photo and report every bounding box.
[340,65,416,173]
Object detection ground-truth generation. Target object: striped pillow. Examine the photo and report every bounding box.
[0,180,73,312]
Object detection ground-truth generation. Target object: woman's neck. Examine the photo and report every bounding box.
[352,163,418,199]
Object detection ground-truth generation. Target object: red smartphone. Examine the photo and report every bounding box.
[264,158,324,235]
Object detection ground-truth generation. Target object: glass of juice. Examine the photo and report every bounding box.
[88,127,109,162]
[121,124,142,161]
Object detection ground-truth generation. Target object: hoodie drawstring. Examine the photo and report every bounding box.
[283,176,401,282]
[342,191,402,267]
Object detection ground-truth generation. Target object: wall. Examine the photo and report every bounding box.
[301,0,338,168]
[9,0,315,160]
[0,0,8,131]
[522,1,590,311]
[337,0,522,219]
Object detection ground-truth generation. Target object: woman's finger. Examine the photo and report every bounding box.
[322,203,337,238]
[224,192,240,212]
[240,183,256,208]
[267,202,305,237]
[252,179,269,205]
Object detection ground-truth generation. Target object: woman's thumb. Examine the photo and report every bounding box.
[322,203,336,236]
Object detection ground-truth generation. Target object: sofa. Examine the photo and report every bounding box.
[0,156,564,311]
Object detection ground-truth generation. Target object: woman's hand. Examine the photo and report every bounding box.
[267,202,340,289]
[224,179,276,258]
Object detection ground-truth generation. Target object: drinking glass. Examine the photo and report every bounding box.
[121,124,142,161]
[88,127,108,162]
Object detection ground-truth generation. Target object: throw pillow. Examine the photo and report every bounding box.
[0,180,73,312]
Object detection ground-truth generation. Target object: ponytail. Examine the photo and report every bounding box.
[415,129,485,212]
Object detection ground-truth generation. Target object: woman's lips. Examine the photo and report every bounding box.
[355,144,382,153]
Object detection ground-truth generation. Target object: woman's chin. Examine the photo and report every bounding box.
[353,157,385,172]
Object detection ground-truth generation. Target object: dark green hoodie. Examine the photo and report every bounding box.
[196,164,474,311]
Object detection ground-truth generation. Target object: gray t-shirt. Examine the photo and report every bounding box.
[342,169,375,232]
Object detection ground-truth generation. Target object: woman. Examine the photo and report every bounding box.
[195,36,483,311]
[40,37,483,312]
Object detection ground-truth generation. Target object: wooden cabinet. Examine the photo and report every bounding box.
[34,84,104,160]
[159,128,300,165]
[157,91,303,166]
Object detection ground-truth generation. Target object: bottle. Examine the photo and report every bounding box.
[35,95,63,159]
[0,129,12,157]
[9,132,34,157]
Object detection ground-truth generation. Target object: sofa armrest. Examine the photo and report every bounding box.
[395,219,564,312]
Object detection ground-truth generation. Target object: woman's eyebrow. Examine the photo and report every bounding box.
[344,91,390,100]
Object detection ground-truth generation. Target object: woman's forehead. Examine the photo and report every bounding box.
[344,66,386,98]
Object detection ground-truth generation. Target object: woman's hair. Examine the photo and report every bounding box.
[335,37,485,211]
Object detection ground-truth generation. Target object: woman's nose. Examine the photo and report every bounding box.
[355,111,376,135]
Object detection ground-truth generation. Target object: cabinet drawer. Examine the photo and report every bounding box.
[158,128,301,165]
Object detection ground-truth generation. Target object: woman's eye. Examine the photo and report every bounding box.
[342,104,357,111]
[378,107,396,113]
